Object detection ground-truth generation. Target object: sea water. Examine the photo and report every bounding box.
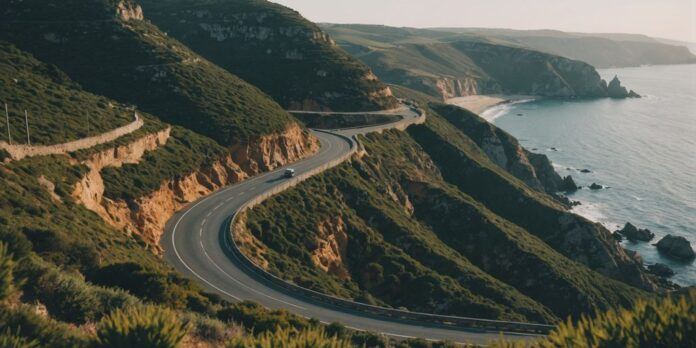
[490,64,696,285]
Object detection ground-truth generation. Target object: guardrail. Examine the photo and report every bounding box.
[224,108,555,335]
[0,112,143,160]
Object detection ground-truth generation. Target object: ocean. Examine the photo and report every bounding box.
[485,64,696,286]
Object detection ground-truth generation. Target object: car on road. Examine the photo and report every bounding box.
[284,168,296,178]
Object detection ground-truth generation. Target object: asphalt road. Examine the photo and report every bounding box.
[161,107,530,345]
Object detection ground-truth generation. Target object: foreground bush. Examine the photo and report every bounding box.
[493,290,695,347]
[0,328,39,348]
[95,306,190,348]
[0,242,15,302]
[227,327,352,348]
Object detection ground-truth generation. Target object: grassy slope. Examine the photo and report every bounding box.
[0,0,297,145]
[139,0,397,111]
[242,106,648,321]
[0,42,133,145]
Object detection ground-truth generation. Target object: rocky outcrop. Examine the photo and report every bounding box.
[655,235,695,261]
[607,76,641,98]
[73,124,317,253]
[432,103,567,194]
[310,217,350,280]
[647,263,675,278]
[559,175,578,192]
[615,223,655,242]
[116,1,144,21]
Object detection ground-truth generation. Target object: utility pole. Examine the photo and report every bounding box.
[4,103,10,145]
[24,110,30,145]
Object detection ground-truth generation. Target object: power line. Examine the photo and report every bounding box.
[24,110,30,145]
[4,103,11,145]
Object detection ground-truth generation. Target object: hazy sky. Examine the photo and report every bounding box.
[273,0,696,42]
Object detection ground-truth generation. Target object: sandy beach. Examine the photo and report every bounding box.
[446,95,535,121]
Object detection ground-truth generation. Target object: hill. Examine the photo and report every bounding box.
[430,27,696,68]
[138,0,398,112]
[321,24,638,100]
[0,0,302,146]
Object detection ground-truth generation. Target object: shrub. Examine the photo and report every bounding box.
[0,305,87,347]
[0,328,39,348]
[95,305,190,348]
[492,289,696,347]
[227,327,352,348]
[0,242,16,302]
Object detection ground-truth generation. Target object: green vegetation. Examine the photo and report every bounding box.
[0,328,39,348]
[101,126,227,200]
[241,101,652,322]
[0,0,298,145]
[95,305,190,348]
[228,327,351,348]
[493,289,696,347]
[140,0,397,112]
[0,41,134,145]
[0,242,16,302]
[321,24,630,99]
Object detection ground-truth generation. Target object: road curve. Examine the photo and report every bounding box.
[161,106,530,344]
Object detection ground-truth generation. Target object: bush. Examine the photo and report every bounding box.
[0,242,16,302]
[95,305,190,348]
[0,328,39,348]
[0,305,87,347]
[227,327,352,348]
[492,289,696,347]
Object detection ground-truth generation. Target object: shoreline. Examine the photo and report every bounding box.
[446,95,536,121]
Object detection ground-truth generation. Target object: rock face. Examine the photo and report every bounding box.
[615,223,655,242]
[607,76,641,98]
[560,176,579,192]
[310,217,350,280]
[73,124,318,253]
[432,103,568,194]
[655,235,696,261]
[116,0,144,21]
[589,183,604,190]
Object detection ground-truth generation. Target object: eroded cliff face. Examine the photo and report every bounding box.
[116,1,144,21]
[73,124,317,253]
[310,217,350,280]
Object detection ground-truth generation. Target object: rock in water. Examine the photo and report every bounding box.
[647,263,675,277]
[607,75,641,98]
[560,175,578,192]
[589,183,603,190]
[655,235,696,261]
[615,222,655,242]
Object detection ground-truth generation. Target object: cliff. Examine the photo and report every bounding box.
[322,24,641,100]
[139,0,398,111]
[73,123,317,253]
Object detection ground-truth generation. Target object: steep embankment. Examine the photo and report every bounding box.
[237,103,655,323]
[322,24,640,100]
[139,0,398,111]
[0,0,308,147]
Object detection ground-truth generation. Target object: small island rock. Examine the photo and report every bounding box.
[560,175,578,192]
[647,263,675,278]
[589,183,603,190]
[615,222,655,242]
[607,75,641,98]
[655,235,695,261]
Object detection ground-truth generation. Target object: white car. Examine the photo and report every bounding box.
[284,168,296,178]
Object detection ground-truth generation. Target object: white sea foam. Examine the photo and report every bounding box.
[480,98,535,122]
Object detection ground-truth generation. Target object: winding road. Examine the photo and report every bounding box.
[161,105,540,345]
